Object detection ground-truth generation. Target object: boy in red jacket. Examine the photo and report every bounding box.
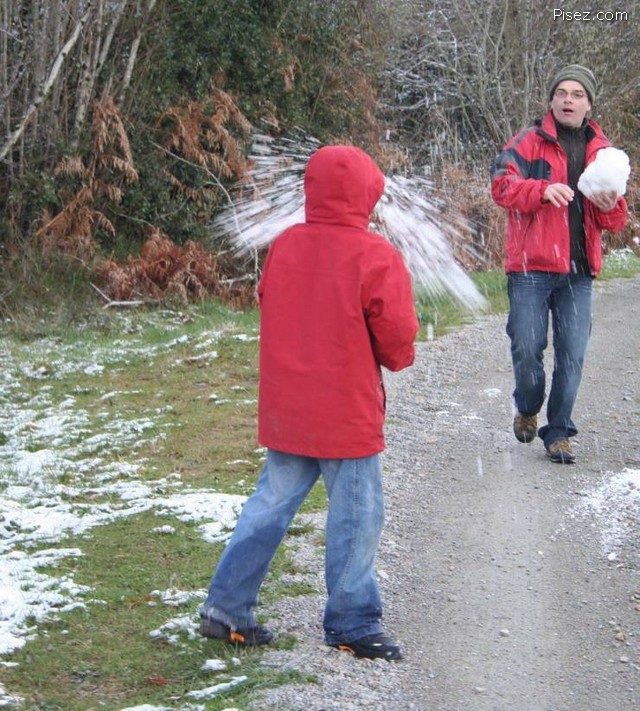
[199,145,419,660]
[491,65,628,463]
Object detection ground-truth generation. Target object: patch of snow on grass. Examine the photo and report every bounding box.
[0,328,247,664]
[0,681,24,708]
[186,676,247,699]
[0,548,89,654]
[150,588,206,607]
[201,658,227,672]
[149,615,200,644]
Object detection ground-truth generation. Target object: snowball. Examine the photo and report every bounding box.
[578,147,630,197]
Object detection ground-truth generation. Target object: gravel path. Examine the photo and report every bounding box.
[251,275,640,710]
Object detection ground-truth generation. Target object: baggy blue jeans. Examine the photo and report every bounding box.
[506,272,593,447]
[200,449,385,645]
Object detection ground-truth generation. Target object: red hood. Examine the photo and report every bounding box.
[304,145,385,228]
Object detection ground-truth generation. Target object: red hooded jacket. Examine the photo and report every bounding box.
[257,146,419,459]
[491,112,628,275]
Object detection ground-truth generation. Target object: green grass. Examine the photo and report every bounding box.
[416,269,507,338]
[600,247,640,279]
[0,300,321,710]
[1,512,315,710]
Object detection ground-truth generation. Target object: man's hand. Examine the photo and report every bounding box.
[543,183,574,207]
[589,190,618,213]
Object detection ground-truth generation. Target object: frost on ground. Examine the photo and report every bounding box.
[0,318,249,660]
[577,468,640,559]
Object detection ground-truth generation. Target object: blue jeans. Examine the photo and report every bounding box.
[200,450,385,645]
[506,272,592,447]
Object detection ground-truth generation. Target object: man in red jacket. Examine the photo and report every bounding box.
[491,65,628,463]
[199,145,419,660]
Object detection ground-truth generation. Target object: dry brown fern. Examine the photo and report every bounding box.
[96,229,241,305]
[36,186,109,262]
[91,95,139,184]
[37,95,138,260]
[158,87,252,206]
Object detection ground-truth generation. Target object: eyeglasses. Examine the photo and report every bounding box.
[554,88,588,100]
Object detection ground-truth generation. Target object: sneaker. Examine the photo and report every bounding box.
[200,617,273,646]
[332,633,403,661]
[513,412,538,443]
[545,438,575,464]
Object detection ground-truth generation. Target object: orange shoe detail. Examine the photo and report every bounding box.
[337,644,356,655]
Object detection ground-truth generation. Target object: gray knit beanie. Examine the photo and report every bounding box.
[549,64,597,103]
[549,64,598,104]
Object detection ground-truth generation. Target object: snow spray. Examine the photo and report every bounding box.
[211,132,488,311]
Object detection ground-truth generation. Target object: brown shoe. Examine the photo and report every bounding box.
[513,412,537,443]
[545,438,575,464]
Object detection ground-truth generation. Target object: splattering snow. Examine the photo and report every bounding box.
[211,132,487,310]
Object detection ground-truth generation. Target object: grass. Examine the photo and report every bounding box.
[600,247,640,279]
[2,513,315,710]
[0,300,322,710]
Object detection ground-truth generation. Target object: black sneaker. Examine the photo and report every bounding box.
[513,412,538,443]
[332,633,403,661]
[200,617,273,646]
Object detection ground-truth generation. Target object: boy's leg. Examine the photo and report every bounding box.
[200,450,320,631]
[321,454,385,645]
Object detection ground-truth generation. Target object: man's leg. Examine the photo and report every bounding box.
[539,274,592,447]
[506,272,552,417]
[321,455,385,645]
[200,450,320,632]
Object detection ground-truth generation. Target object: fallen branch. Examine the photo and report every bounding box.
[91,281,156,308]
[219,274,254,285]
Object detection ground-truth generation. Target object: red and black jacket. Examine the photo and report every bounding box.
[491,111,628,275]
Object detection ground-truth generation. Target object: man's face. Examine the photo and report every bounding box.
[550,80,592,128]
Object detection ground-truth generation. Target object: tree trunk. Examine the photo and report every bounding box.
[0,1,93,162]
[118,0,156,101]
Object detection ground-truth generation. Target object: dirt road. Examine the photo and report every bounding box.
[255,275,640,710]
